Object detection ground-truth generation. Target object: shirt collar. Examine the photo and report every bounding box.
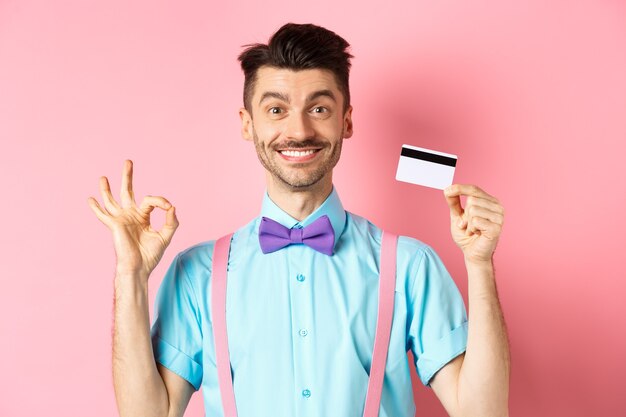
[258,186,347,250]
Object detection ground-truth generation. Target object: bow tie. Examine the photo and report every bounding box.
[258,215,335,256]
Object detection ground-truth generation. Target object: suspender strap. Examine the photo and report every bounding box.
[211,231,398,417]
[362,231,398,417]
[211,233,238,417]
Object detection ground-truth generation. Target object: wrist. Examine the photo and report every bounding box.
[114,270,150,293]
[464,256,494,273]
[464,257,500,302]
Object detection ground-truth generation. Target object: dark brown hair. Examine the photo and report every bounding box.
[238,23,353,112]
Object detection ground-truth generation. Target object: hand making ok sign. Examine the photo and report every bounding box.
[87,160,179,280]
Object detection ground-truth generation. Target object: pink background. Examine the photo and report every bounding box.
[1,1,625,416]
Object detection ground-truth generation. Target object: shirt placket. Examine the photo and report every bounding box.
[287,236,316,417]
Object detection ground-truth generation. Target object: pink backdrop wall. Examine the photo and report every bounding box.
[1,1,624,416]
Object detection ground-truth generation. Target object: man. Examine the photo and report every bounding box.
[88,23,509,417]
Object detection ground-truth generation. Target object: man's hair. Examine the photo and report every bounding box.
[238,23,353,113]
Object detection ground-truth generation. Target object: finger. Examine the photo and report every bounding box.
[465,204,504,226]
[164,205,179,229]
[120,159,136,208]
[459,212,468,229]
[87,197,112,227]
[444,184,499,204]
[466,215,486,236]
[467,216,501,239]
[160,206,179,244]
[466,195,504,215]
[139,195,172,215]
[100,176,122,215]
[444,193,464,218]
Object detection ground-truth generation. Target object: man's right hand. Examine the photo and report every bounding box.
[89,160,190,417]
[87,159,179,280]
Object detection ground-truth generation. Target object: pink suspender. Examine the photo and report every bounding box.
[211,231,398,417]
[362,231,398,417]
[212,233,237,417]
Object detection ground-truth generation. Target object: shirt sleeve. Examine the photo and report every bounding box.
[406,245,468,386]
[150,253,204,390]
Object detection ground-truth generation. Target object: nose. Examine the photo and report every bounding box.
[284,112,315,141]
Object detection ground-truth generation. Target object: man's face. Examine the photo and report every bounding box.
[240,67,353,191]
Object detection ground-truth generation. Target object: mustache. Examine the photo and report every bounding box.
[272,139,327,150]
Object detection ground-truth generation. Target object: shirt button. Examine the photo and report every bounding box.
[302,389,311,398]
[299,329,308,337]
[296,274,306,282]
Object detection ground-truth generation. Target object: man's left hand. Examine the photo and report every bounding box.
[444,184,504,264]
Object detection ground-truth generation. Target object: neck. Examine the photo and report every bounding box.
[265,173,333,221]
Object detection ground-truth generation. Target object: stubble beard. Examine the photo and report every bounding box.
[252,129,343,190]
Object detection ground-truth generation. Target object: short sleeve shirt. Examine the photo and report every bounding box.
[151,187,468,417]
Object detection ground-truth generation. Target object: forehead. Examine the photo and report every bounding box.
[252,66,342,104]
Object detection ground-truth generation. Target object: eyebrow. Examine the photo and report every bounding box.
[258,91,290,106]
[307,89,337,103]
[258,89,337,106]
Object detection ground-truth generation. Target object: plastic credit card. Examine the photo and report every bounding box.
[395,144,457,190]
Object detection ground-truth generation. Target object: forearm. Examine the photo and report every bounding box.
[113,273,169,417]
[457,259,510,417]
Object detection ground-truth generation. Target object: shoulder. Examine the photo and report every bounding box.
[343,210,384,242]
[345,210,436,260]
[397,235,439,265]
[347,210,450,282]
[176,240,216,273]
[174,216,258,275]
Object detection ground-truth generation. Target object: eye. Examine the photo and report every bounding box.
[269,107,283,114]
[312,106,328,114]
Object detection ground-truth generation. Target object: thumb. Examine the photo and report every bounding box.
[443,191,463,219]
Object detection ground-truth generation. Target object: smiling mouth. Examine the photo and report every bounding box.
[279,149,318,157]
[276,148,322,161]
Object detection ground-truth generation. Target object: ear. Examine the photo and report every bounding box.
[342,105,354,139]
[239,107,253,141]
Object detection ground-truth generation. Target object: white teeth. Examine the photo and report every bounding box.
[280,149,316,157]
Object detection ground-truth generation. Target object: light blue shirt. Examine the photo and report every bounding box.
[151,187,468,417]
